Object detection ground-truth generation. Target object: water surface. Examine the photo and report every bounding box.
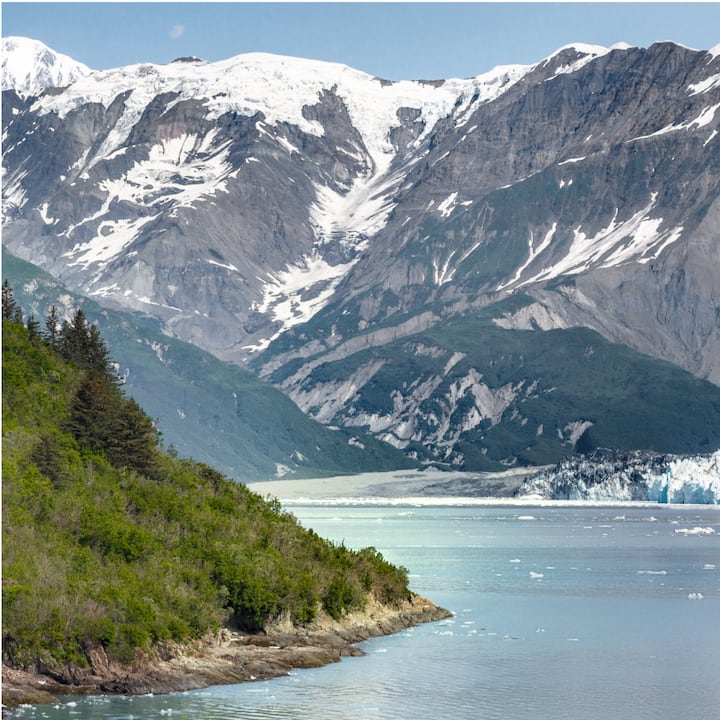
[13,504,720,720]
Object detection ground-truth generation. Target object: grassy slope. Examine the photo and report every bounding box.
[2,319,410,670]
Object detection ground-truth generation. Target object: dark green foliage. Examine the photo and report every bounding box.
[57,309,114,378]
[2,317,410,670]
[2,279,23,323]
[66,370,159,477]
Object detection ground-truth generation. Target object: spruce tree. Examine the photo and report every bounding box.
[26,314,41,341]
[57,309,115,380]
[2,280,15,319]
[44,305,60,349]
[2,280,21,323]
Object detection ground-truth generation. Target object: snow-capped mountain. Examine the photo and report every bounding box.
[1,41,538,357]
[4,38,720,472]
[1,36,90,94]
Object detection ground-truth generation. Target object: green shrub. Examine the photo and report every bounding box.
[2,316,413,668]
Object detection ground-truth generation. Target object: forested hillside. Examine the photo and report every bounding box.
[1,297,410,670]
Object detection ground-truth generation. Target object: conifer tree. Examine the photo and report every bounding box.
[2,280,22,323]
[44,305,61,349]
[26,313,41,341]
[2,280,16,320]
[58,309,115,380]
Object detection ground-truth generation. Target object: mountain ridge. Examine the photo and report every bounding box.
[3,36,720,472]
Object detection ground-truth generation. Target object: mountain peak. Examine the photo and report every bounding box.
[1,35,91,94]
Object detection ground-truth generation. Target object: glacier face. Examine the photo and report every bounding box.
[520,450,720,504]
[645,452,720,504]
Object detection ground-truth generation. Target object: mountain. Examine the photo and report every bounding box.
[2,249,412,480]
[1,36,91,94]
[3,38,720,472]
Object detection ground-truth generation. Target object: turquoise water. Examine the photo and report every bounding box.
[12,504,720,719]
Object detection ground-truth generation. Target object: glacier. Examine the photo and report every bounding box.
[519,450,720,504]
[645,452,720,504]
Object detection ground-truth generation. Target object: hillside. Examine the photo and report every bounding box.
[261,297,720,469]
[1,314,444,702]
[3,249,413,480]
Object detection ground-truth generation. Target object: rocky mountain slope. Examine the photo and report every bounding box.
[3,37,720,471]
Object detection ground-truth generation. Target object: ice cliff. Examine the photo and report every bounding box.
[520,449,720,504]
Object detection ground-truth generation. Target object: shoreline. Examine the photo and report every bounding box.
[2,594,451,710]
[247,467,539,503]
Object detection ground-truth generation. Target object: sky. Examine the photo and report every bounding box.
[2,2,720,81]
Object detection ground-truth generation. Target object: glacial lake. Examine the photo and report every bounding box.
[13,503,720,720]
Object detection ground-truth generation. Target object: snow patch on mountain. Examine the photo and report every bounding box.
[543,43,617,80]
[103,131,235,209]
[689,73,720,95]
[627,100,720,144]
[309,164,402,244]
[497,223,557,291]
[436,192,461,219]
[518,195,683,285]
[251,253,358,351]
[65,216,155,269]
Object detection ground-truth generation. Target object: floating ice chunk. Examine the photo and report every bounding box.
[638,570,668,575]
[674,527,715,535]
[517,515,536,521]
[509,558,522,563]
[704,564,716,570]
[688,592,704,600]
[529,571,544,579]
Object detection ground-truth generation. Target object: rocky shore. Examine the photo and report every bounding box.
[2,594,450,709]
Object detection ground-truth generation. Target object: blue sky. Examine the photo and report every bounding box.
[2,2,720,80]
